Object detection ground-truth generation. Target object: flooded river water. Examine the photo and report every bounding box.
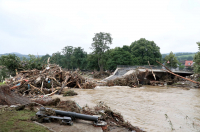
[53,86,200,132]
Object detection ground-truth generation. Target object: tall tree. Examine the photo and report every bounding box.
[91,32,112,74]
[62,46,74,69]
[0,54,21,76]
[40,54,51,63]
[130,38,162,65]
[26,54,42,70]
[122,45,131,53]
[164,51,178,69]
[87,53,99,71]
[71,47,87,70]
[178,62,185,70]
[194,42,200,73]
[50,52,65,67]
[106,47,134,70]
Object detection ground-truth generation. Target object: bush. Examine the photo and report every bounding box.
[63,90,78,96]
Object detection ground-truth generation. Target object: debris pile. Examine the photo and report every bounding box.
[5,64,96,97]
[82,102,144,132]
[93,71,110,78]
[56,100,81,113]
[33,98,60,106]
[105,70,148,87]
[30,99,144,132]
[32,99,81,113]
[0,85,30,105]
[82,82,96,89]
[189,74,200,82]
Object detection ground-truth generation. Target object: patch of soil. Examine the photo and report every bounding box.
[33,98,60,106]
[0,85,30,105]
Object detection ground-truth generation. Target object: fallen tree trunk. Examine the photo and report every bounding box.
[161,69,199,84]
[156,60,198,84]
[148,61,156,80]
[156,60,172,72]
[77,81,82,89]
[58,75,70,94]
[156,61,199,84]
[29,83,45,94]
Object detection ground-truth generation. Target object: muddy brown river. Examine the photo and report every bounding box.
[52,86,200,132]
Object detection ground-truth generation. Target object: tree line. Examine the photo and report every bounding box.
[1,32,198,81]
[40,34,162,73]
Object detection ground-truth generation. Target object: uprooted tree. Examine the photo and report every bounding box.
[91,32,113,74]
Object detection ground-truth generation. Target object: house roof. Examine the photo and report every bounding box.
[185,60,193,67]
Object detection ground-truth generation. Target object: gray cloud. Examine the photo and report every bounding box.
[0,0,199,55]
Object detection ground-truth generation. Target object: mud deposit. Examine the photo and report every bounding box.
[52,86,200,132]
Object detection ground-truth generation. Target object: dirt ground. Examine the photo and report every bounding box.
[0,85,30,105]
[43,120,102,132]
[42,121,131,132]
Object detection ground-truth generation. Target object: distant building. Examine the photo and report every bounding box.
[185,60,193,67]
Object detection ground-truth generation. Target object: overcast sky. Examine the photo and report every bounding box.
[0,0,200,55]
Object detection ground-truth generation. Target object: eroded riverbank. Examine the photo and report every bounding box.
[52,86,200,132]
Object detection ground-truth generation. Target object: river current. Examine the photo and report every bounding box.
[53,86,200,132]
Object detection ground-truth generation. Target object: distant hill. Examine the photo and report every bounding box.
[162,52,196,61]
[0,52,44,59]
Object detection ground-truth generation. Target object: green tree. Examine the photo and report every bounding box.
[50,52,65,67]
[0,66,8,81]
[91,32,112,74]
[27,54,39,69]
[164,51,178,69]
[87,53,99,71]
[187,56,193,60]
[71,47,87,70]
[122,45,131,53]
[62,46,74,69]
[194,42,200,73]
[22,54,43,70]
[40,54,51,63]
[0,54,21,76]
[106,47,134,70]
[178,62,185,70]
[130,38,162,65]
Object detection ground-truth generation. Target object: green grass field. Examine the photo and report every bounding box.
[176,53,195,58]
[175,53,195,61]
[0,109,49,132]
